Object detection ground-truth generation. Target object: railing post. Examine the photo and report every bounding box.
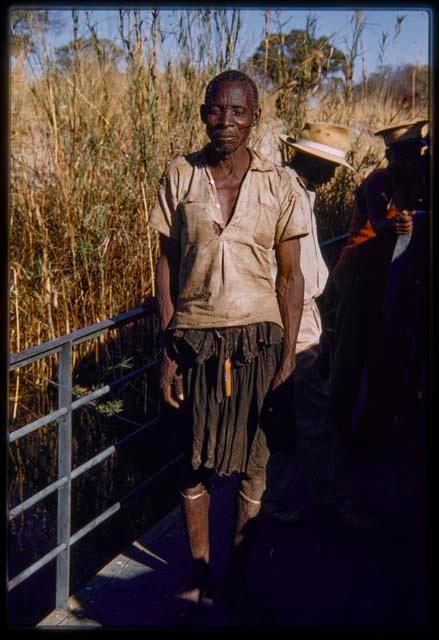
[56,341,72,609]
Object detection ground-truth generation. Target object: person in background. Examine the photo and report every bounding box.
[263,122,376,528]
[149,70,308,621]
[329,119,429,451]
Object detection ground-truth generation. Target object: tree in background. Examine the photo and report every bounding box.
[248,15,345,131]
[10,9,65,57]
[54,37,124,72]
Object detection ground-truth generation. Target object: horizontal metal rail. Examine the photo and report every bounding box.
[69,504,121,547]
[8,544,67,592]
[8,478,69,521]
[9,408,68,443]
[9,358,161,444]
[9,417,160,521]
[70,357,161,411]
[320,232,349,247]
[9,302,156,371]
[69,415,160,482]
[70,453,184,547]
[8,453,183,592]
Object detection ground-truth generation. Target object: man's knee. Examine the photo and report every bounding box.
[180,465,212,497]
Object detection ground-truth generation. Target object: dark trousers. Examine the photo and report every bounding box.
[263,345,352,510]
[329,271,393,444]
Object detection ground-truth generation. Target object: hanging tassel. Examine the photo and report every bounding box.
[224,357,232,398]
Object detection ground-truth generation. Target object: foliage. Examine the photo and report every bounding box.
[251,28,344,89]
[54,36,124,71]
[10,9,64,56]
[248,18,345,131]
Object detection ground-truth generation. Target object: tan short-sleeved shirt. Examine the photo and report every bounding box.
[271,167,329,351]
[149,146,309,329]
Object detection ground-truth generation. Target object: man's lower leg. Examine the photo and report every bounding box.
[179,482,210,604]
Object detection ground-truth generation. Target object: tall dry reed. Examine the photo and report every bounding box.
[9,9,428,415]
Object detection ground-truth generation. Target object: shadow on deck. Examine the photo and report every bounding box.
[38,392,427,630]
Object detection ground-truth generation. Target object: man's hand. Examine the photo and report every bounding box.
[394,210,414,235]
[271,355,296,391]
[160,349,184,409]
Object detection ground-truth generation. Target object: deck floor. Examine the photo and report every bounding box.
[38,401,427,629]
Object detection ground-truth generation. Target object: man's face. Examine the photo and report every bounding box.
[200,81,260,155]
[388,140,424,165]
[296,153,337,186]
[313,160,337,186]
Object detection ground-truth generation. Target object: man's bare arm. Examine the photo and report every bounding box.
[157,235,179,331]
[272,237,304,390]
[156,234,183,408]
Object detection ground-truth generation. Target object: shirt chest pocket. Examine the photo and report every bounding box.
[253,199,276,250]
[181,201,214,245]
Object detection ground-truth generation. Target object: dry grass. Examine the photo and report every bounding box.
[7,9,428,582]
[9,8,428,372]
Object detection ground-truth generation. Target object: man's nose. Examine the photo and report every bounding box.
[219,108,233,126]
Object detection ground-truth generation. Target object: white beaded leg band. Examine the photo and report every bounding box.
[238,489,262,505]
[180,489,207,501]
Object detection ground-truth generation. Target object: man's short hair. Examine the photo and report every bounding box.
[204,70,259,110]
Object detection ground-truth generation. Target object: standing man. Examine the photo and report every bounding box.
[149,70,308,619]
[263,123,374,527]
[330,119,428,449]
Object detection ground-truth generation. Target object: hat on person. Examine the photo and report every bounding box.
[279,122,354,171]
[374,119,429,147]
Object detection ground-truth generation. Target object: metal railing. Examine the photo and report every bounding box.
[320,232,349,248]
[7,232,350,610]
[7,299,184,607]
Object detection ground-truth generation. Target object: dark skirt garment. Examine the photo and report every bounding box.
[170,322,294,480]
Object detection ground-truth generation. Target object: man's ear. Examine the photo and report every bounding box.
[252,107,261,127]
[200,104,207,124]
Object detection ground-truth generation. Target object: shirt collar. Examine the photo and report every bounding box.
[197,145,274,172]
[248,148,275,172]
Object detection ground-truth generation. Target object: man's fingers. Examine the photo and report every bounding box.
[162,382,180,408]
[395,216,413,235]
[395,223,413,235]
[166,395,180,409]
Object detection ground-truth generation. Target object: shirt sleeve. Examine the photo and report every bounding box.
[148,162,182,240]
[274,167,310,245]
